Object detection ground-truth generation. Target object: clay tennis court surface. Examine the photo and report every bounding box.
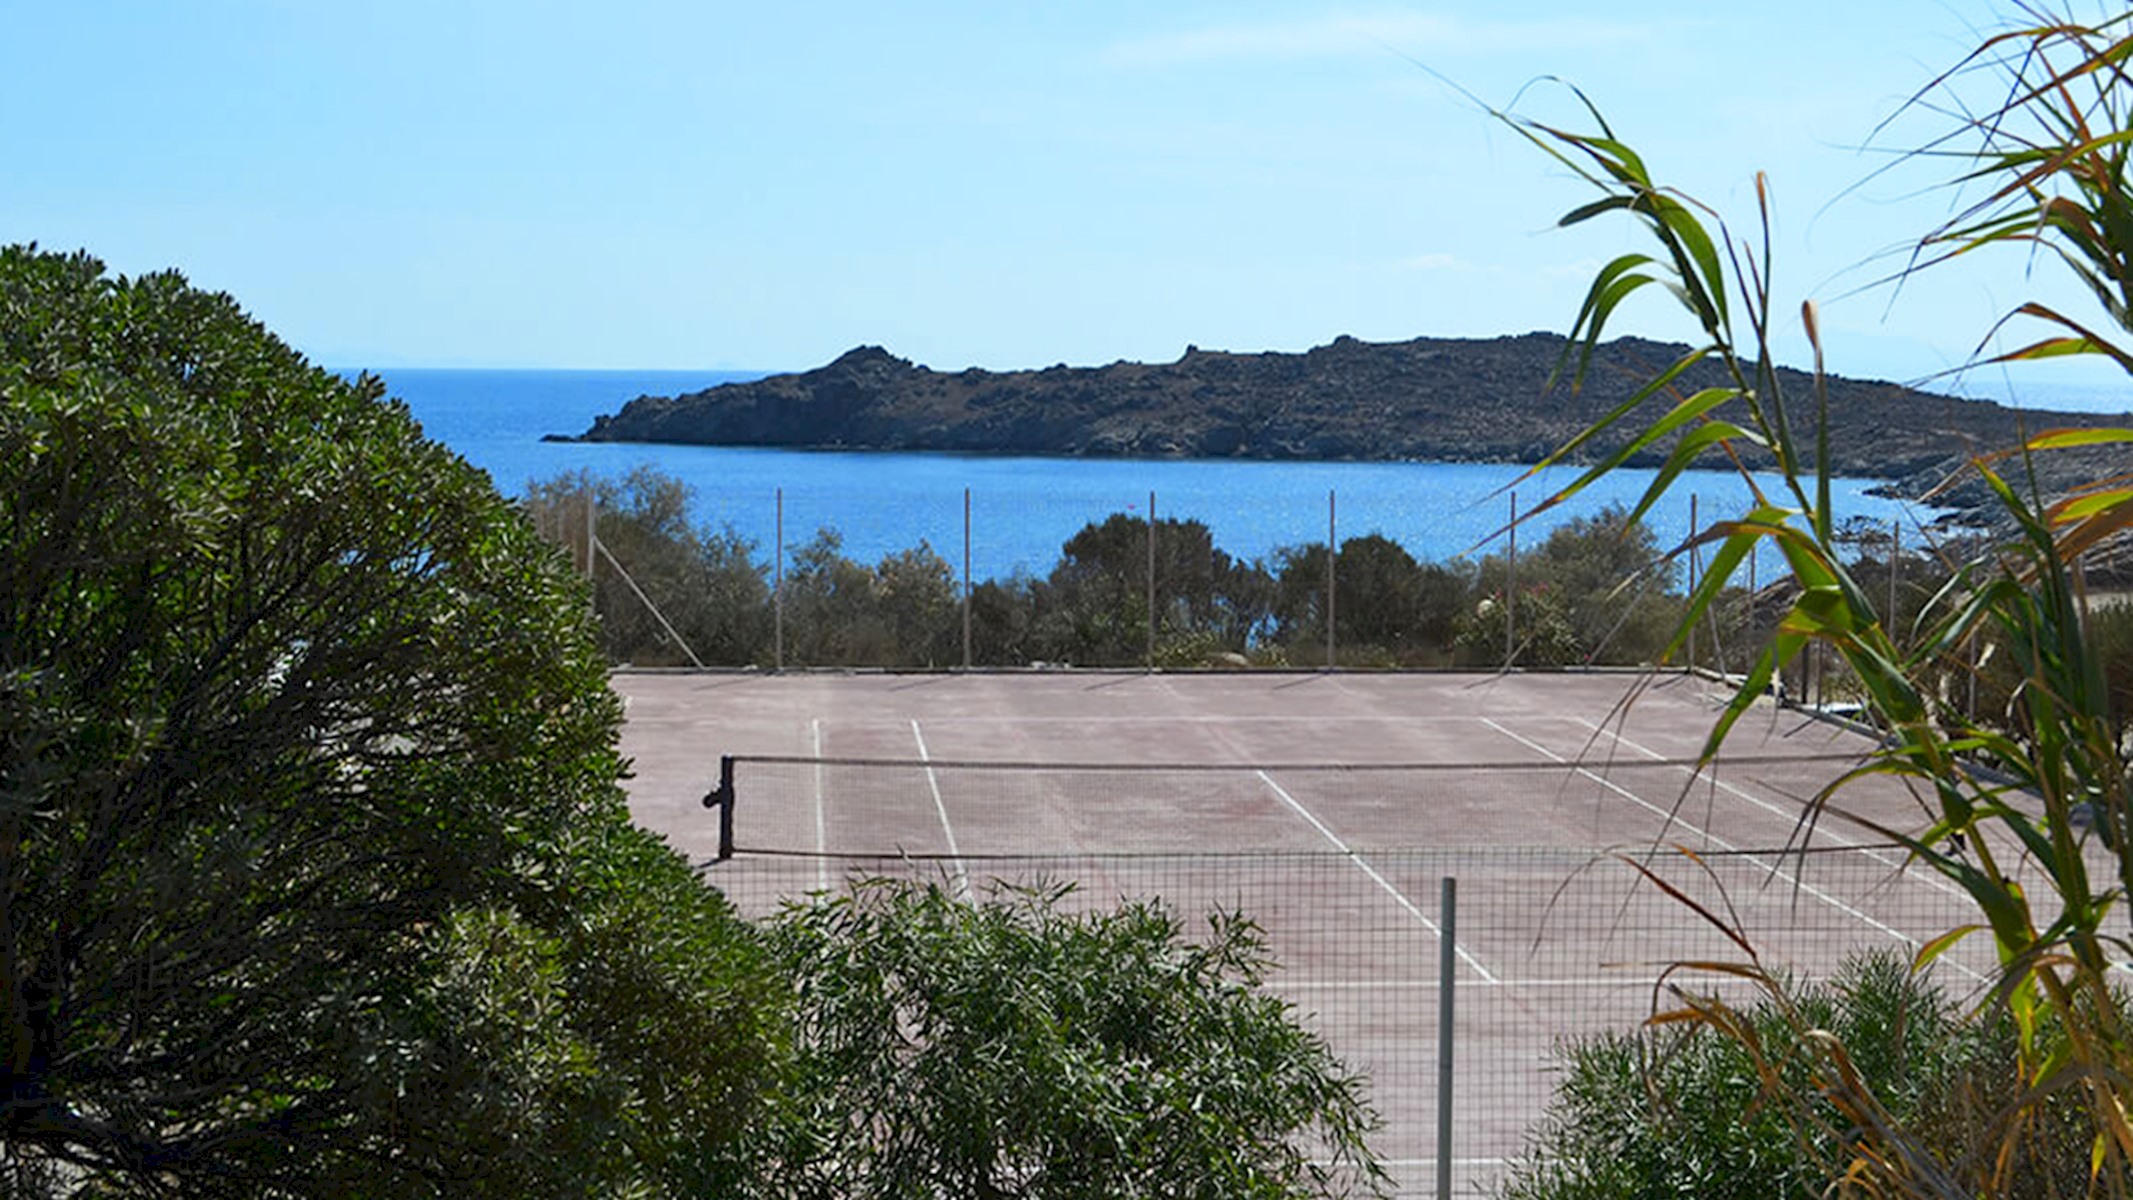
[613,669,2006,1197]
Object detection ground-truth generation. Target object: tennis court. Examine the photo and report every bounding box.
[614,669,2013,1197]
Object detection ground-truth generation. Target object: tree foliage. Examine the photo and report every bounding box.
[525,466,773,668]
[747,878,1387,1200]
[0,246,776,1195]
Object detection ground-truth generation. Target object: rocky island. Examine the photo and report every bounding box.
[553,332,2125,516]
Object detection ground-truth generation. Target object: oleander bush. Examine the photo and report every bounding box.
[743,877,1389,1200]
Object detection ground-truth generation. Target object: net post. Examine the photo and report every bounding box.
[703,754,736,862]
[1437,875,1456,1200]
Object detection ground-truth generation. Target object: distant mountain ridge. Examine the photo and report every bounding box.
[555,332,2120,508]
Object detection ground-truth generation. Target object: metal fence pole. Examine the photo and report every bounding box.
[1326,489,1337,670]
[963,487,973,670]
[586,493,598,581]
[1146,491,1158,670]
[1505,491,1517,670]
[1687,493,1698,673]
[1968,532,1980,719]
[1437,876,1457,1200]
[1889,518,1901,651]
[774,488,785,672]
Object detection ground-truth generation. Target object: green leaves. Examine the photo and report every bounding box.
[0,246,771,1196]
[751,878,1388,1200]
[1500,9,2133,1193]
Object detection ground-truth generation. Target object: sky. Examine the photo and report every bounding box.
[6,1,2128,397]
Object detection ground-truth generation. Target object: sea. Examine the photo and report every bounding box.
[359,366,2130,584]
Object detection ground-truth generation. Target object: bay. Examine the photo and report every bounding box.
[370,367,1946,583]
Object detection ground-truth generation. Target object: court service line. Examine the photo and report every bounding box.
[1279,978,1667,990]
[810,719,829,893]
[1481,718,1986,984]
[910,720,972,901]
[1255,770,1499,983]
[1574,718,1965,901]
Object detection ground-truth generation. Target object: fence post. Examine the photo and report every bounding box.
[774,488,785,671]
[586,492,599,581]
[1438,876,1457,1200]
[1147,490,1157,671]
[1889,518,1901,652]
[963,487,973,670]
[1687,493,1698,674]
[703,754,736,862]
[1505,491,1517,670]
[1326,489,1337,670]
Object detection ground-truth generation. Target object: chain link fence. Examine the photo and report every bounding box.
[702,755,1997,1198]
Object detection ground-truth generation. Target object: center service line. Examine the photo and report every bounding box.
[1256,770,1499,984]
[1480,719,1985,984]
[910,720,972,902]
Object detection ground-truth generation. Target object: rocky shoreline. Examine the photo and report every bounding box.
[555,333,2124,525]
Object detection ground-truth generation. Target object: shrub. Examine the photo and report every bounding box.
[1501,954,2096,1200]
[747,877,1388,1200]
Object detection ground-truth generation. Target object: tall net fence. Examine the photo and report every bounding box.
[703,755,1996,1198]
[543,479,1962,675]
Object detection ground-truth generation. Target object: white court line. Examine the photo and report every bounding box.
[1277,978,1673,990]
[1480,718,1986,984]
[1256,769,1499,983]
[798,713,1546,727]
[911,720,971,901]
[810,719,829,893]
[1574,718,1966,901]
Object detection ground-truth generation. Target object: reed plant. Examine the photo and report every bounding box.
[1504,4,2133,1194]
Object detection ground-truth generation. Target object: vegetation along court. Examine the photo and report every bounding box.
[12,3,2133,1198]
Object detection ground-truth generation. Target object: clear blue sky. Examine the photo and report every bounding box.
[5,1,2119,393]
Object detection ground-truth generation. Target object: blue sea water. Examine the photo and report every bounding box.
[367,366,1955,583]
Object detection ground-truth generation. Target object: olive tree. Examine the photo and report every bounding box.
[0,247,775,1195]
[525,465,773,666]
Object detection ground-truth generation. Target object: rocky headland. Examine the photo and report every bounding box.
[555,332,2126,522]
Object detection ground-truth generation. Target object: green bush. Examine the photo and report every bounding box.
[1500,954,2093,1200]
[748,878,1388,1200]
